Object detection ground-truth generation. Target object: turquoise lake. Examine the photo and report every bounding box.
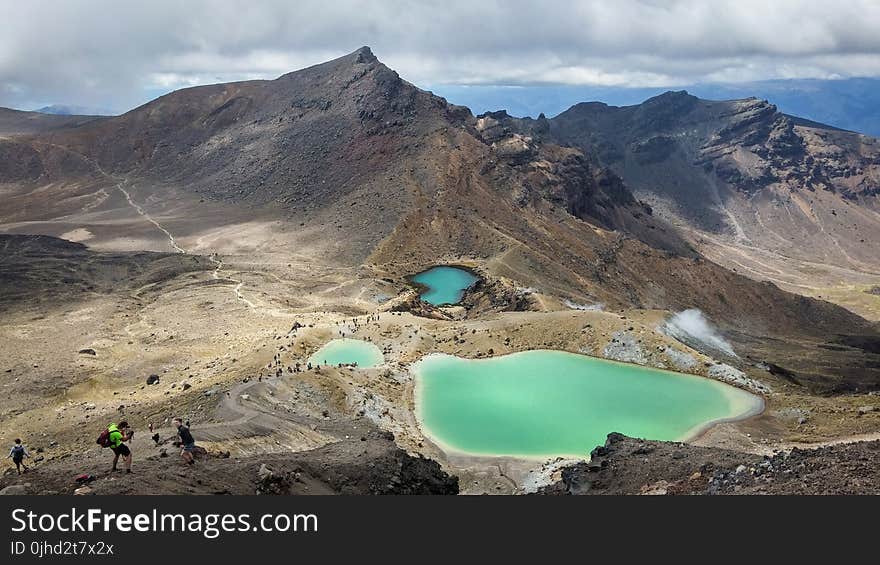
[413,351,761,458]
[308,339,384,368]
[412,266,479,306]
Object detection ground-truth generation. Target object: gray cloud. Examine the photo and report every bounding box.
[2,0,879,112]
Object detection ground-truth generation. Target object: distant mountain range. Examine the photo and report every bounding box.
[34,104,112,116]
[20,78,880,137]
[431,78,880,137]
[23,78,880,138]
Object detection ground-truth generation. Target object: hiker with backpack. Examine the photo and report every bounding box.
[98,421,133,473]
[7,439,29,474]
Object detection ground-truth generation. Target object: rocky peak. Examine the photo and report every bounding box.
[354,45,378,64]
[643,90,698,106]
[563,101,611,117]
[475,111,514,143]
[700,97,809,191]
[633,90,700,131]
[276,45,388,86]
[715,98,783,142]
[482,110,511,120]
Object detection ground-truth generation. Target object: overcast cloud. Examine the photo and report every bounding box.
[2,0,880,113]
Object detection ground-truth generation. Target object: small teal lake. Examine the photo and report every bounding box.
[308,339,384,368]
[414,350,761,458]
[412,266,479,306]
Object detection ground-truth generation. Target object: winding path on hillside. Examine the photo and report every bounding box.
[171,377,332,455]
[37,141,259,310]
[114,179,187,254]
[106,177,258,310]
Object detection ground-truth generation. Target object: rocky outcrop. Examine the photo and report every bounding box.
[602,330,647,364]
[475,109,689,255]
[459,274,537,315]
[0,484,30,495]
[539,432,880,495]
[707,363,771,394]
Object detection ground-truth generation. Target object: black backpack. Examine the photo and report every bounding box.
[11,444,25,459]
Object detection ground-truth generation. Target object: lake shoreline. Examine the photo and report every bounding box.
[406,264,481,306]
[308,338,385,368]
[411,349,765,460]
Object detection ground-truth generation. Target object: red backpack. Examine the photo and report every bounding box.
[96,428,112,448]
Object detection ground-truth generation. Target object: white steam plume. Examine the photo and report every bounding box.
[662,309,737,357]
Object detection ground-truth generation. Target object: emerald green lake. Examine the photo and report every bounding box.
[412,266,478,306]
[414,351,761,458]
[308,339,384,368]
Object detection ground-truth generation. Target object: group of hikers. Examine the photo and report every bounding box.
[100,417,198,473]
[8,418,198,476]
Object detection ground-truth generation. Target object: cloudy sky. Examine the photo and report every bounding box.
[2,0,880,113]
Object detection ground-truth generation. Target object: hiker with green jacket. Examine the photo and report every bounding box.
[107,421,133,473]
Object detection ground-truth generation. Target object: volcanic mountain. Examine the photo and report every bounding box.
[497,92,880,315]
[1,47,878,395]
